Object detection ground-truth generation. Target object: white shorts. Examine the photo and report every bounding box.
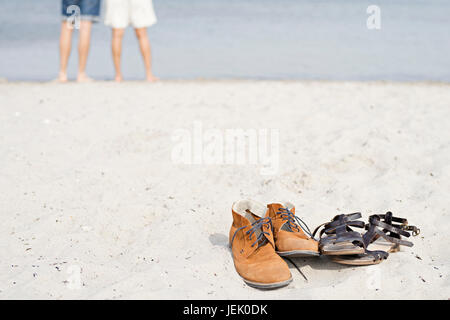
[104,0,157,29]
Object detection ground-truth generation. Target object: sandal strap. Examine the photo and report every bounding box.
[382,211,421,236]
[365,249,389,261]
[363,215,414,247]
[379,211,408,225]
[320,231,364,246]
[328,220,365,234]
[313,212,364,238]
[371,217,411,237]
[314,213,366,247]
[375,228,413,247]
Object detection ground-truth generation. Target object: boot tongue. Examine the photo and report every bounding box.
[267,203,285,216]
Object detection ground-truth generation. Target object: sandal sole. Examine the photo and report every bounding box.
[320,241,365,256]
[321,247,365,256]
[330,255,385,266]
[328,239,396,265]
[369,239,398,253]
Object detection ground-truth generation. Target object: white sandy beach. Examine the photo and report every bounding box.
[0,80,449,299]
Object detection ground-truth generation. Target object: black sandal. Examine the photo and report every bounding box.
[367,211,420,252]
[312,213,366,255]
[331,212,419,265]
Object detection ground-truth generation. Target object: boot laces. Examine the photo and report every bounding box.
[231,216,273,248]
[246,217,272,248]
[276,207,312,237]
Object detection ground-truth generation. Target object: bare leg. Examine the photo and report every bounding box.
[112,28,125,82]
[134,27,158,82]
[77,20,93,82]
[59,21,73,82]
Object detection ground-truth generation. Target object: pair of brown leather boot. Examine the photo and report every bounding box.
[229,199,319,289]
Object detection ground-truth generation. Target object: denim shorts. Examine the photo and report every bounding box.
[62,0,101,22]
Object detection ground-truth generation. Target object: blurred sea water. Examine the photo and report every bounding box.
[0,0,449,81]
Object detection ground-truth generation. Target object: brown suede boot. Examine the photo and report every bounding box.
[266,203,319,257]
[229,200,292,289]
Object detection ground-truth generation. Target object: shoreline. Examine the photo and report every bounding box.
[1,79,450,86]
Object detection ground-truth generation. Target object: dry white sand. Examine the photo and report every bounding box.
[0,80,449,299]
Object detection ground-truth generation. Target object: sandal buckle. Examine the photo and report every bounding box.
[402,225,420,236]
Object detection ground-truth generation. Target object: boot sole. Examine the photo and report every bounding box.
[242,276,292,289]
[277,250,320,258]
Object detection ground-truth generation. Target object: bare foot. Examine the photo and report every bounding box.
[58,72,68,83]
[77,73,94,83]
[115,75,123,83]
[146,74,159,82]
